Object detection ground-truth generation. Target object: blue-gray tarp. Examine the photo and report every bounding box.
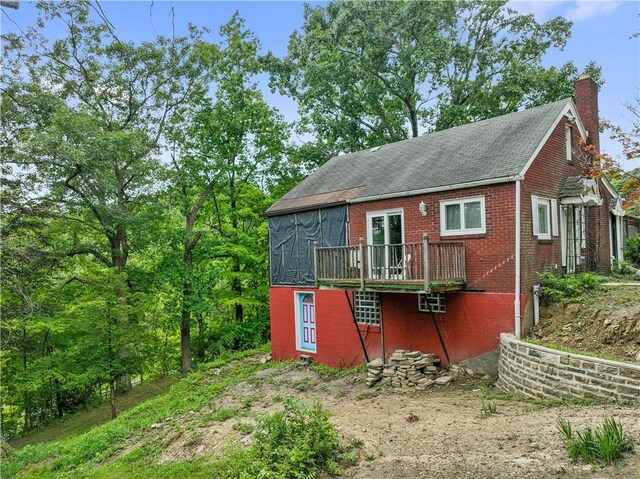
[269,205,347,286]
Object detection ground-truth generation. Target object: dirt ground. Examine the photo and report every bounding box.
[531,285,640,362]
[154,363,640,479]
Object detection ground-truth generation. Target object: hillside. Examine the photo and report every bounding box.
[4,348,638,479]
[531,285,640,362]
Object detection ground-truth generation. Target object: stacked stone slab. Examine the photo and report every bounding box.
[366,350,454,390]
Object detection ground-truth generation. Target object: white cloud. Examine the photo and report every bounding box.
[508,1,564,21]
[565,1,622,23]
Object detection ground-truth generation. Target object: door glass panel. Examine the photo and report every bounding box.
[445,204,461,230]
[388,214,403,274]
[464,201,481,229]
[371,216,385,244]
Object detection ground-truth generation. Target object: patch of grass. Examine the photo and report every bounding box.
[213,408,241,422]
[4,346,277,479]
[557,417,634,465]
[232,422,254,435]
[10,376,179,450]
[211,400,345,478]
[292,377,317,392]
[310,362,366,379]
[481,385,513,401]
[524,339,620,361]
[480,401,498,419]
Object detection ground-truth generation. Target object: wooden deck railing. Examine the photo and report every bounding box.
[314,235,465,292]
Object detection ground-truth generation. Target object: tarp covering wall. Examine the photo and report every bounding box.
[269,205,347,286]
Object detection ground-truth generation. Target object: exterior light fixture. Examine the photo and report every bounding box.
[419,201,427,217]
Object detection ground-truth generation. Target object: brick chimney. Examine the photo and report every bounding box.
[574,74,599,151]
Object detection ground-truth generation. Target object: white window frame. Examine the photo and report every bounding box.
[531,196,558,240]
[366,208,404,246]
[439,196,486,236]
[565,125,572,162]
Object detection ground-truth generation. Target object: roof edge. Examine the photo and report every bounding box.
[520,99,587,179]
[349,176,520,204]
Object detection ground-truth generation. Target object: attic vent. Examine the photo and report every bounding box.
[370,146,381,152]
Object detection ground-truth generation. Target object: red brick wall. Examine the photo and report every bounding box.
[270,286,518,366]
[575,76,600,150]
[520,118,613,292]
[347,183,516,293]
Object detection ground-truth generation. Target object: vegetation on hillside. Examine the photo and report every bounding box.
[0,0,625,444]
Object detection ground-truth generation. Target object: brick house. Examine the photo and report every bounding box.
[266,76,625,371]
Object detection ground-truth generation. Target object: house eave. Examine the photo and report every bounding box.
[348,175,520,204]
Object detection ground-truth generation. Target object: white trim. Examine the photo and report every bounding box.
[560,206,567,267]
[519,99,587,179]
[601,175,619,199]
[366,208,405,279]
[551,199,559,236]
[439,196,486,236]
[349,176,517,204]
[294,291,317,353]
[365,208,405,245]
[514,180,521,339]
[565,125,573,162]
[531,195,552,240]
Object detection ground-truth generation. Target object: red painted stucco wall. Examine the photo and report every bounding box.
[270,287,521,367]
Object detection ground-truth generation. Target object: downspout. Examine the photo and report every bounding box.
[514,179,522,338]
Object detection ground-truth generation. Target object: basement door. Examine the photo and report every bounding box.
[296,292,316,352]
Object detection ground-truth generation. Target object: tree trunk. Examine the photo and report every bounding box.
[108,381,118,419]
[196,313,205,362]
[181,309,193,374]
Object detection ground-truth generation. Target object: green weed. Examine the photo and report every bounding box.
[557,417,633,465]
[480,401,498,419]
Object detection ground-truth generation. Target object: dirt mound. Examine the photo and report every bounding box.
[531,285,640,362]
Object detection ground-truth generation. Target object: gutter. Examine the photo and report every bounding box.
[349,176,519,204]
[514,178,522,338]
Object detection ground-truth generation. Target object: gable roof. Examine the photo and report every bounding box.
[268,98,574,216]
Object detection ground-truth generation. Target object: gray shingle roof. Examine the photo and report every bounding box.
[268,99,571,215]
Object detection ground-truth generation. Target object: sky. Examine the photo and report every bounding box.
[2,0,639,170]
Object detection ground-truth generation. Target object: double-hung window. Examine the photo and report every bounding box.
[531,195,558,240]
[440,196,485,236]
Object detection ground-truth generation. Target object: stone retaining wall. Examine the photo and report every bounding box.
[497,333,640,401]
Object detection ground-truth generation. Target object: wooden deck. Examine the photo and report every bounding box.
[314,235,466,293]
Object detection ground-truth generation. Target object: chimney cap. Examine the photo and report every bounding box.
[577,73,593,81]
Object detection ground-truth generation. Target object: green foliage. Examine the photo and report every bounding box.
[3,348,272,478]
[539,273,601,303]
[480,401,498,419]
[557,417,633,465]
[623,236,640,267]
[612,258,636,275]
[267,0,595,154]
[212,400,344,479]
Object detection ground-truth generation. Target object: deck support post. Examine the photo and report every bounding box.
[358,237,365,291]
[423,234,430,293]
[379,293,385,365]
[313,241,319,288]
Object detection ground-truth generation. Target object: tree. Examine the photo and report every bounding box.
[267,0,599,154]
[602,98,640,216]
[161,14,288,372]
[3,0,204,407]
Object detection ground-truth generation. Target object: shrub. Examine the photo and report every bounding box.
[557,417,633,465]
[539,272,600,303]
[623,236,640,267]
[212,400,344,478]
[612,258,635,275]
